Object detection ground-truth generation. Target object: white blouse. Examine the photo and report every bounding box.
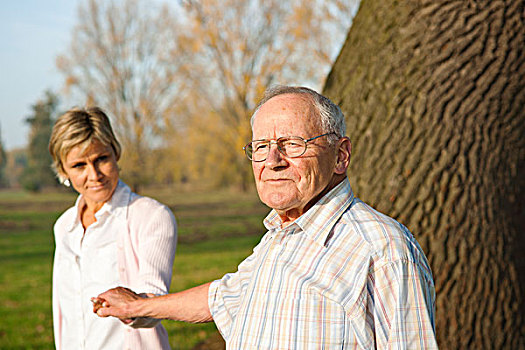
[52,181,177,350]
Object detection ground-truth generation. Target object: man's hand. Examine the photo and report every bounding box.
[92,282,213,323]
[92,286,143,324]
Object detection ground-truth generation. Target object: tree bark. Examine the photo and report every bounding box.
[324,0,524,349]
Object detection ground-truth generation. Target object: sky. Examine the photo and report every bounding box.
[0,0,80,150]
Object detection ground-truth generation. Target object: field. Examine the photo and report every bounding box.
[0,185,269,349]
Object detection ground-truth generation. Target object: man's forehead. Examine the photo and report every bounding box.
[259,93,313,112]
[253,94,319,129]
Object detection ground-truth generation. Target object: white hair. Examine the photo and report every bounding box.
[251,85,346,143]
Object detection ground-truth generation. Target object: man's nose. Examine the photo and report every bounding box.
[265,143,287,168]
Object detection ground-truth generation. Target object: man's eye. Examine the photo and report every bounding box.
[282,140,302,148]
[253,143,268,152]
[72,163,85,168]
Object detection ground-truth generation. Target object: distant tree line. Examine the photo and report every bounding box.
[20,91,60,191]
[0,124,7,188]
[1,91,60,191]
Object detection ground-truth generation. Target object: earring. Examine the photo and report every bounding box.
[63,179,71,187]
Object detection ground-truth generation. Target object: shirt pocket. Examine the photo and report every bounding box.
[54,249,80,300]
[84,238,119,287]
[293,290,346,348]
[256,289,347,349]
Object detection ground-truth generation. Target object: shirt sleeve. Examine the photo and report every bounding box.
[52,240,63,349]
[127,201,178,328]
[52,211,73,350]
[370,259,438,349]
[208,235,269,340]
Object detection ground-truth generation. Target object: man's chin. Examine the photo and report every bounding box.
[262,195,298,212]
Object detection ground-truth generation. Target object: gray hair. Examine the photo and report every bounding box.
[251,85,346,143]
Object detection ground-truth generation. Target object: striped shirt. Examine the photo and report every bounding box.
[208,178,437,349]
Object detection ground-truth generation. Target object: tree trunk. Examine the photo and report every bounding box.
[324,0,524,349]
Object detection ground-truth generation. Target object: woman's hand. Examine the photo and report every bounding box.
[91,297,106,313]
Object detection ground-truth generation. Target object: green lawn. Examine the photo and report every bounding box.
[0,186,268,349]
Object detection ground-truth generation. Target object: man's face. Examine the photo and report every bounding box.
[251,94,340,222]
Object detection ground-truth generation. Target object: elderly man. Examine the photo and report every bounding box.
[95,86,438,348]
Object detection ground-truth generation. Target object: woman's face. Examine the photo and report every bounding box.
[62,140,119,209]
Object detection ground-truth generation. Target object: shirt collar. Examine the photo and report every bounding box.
[65,180,131,232]
[263,178,355,246]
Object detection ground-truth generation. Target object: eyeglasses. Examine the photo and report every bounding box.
[243,133,336,162]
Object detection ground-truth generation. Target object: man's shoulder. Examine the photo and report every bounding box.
[335,198,422,264]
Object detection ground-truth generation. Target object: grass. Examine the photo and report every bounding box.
[0,185,268,349]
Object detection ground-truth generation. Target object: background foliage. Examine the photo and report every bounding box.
[20,91,59,192]
[54,0,358,191]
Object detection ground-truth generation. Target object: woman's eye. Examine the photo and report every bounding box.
[72,163,85,168]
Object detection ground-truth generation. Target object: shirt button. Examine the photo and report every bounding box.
[75,256,80,264]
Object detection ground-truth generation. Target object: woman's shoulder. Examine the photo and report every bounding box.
[116,182,167,212]
[117,181,176,226]
[129,192,169,211]
[128,192,176,223]
[53,205,78,234]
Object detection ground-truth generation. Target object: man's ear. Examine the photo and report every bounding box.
[334,137,351,175]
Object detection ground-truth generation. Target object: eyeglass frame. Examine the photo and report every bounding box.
[243,132,337,162]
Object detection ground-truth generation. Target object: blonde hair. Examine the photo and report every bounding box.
[48,107,121,182]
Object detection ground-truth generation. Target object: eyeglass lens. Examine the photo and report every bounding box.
[248,137,307,161]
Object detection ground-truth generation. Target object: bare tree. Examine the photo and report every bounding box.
[324,0,525,348]
[170,0,359,189]
[58,0,359,190]
[57,0,183,191]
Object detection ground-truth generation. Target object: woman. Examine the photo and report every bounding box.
[49,107,177,349]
